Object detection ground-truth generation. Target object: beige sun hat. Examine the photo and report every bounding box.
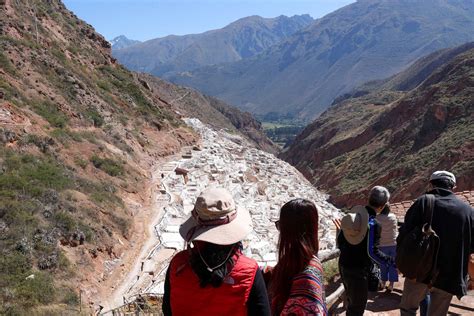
[340,205,369,245]
[179,187,252,245]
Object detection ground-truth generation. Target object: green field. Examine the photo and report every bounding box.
[262,121,306,148]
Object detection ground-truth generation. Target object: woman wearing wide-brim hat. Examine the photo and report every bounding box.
[162,187,271,316]
[336,186,395,316]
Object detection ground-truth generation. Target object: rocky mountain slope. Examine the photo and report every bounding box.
[280,43,474,207]
[138,74,277,154]
[0,0,201,314]
[170,0,474,120]
[112,14,313,77]
[0,0,277,313]
[110,35,141,50]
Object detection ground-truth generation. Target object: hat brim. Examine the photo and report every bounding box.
[342,205,369,245]
[179,206,252,245]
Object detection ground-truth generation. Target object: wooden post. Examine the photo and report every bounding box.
[327,284,345,310]
[79,289,82,312]
[319,249,340,263]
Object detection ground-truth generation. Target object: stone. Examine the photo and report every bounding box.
[41,189,59,205]
[38,253,58,270]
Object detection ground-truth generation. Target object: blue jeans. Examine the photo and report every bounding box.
[420,293,431,316]
[379,246,398,282]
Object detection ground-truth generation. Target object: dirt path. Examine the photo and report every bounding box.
[98,150,184,312]
[168,91,190,105]
[332,277,474,315]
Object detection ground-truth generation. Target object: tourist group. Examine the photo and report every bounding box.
[161,170,473,315]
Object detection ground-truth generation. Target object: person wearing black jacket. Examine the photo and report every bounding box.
[336,186,395,316]
[399,171,474,316]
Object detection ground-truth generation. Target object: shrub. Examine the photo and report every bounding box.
[0,252,31,277]
[0,253,55,312]
[61,288,79,306]
[0,150,72,198]
[96,80,111,92]
[0,148,117,312]
[51,48,67,65]
[74,157,88,169]
[77,179,123,207]
[90,155,124,177]
[50,128,82,144]
[0,51,16,75]
[107,213,130,237]
[0,80,22,103]
[15,272,56,306]
[31,101,68,128]
[77,131,99,144]
[322,258,340,285]
[85,108,104,127]
[53,212,76,234]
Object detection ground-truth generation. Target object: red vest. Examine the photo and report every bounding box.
[169,250,258,316]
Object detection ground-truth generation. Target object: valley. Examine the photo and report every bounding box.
[261,121,305,148]
[1,0,473,314]
[101,118,339,313]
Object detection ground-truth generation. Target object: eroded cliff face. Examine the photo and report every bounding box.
[1,0,199,313]
[281,45,474,207]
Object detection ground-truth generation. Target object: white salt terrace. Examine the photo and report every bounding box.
[122,118,340,299]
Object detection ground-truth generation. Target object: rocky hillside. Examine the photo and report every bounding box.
[138,74,277,154]
[110,35,141,50]
[281,43,474,207]
[0,0,199,313]
[113,14,313,77]
[170,0,474,120]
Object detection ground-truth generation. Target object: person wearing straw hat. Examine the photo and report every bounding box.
[162,187,271,316]
[335,186,395,316]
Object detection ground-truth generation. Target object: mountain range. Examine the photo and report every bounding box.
[112,14,313,77]
[166,0,474,120]
[280,42,474,206]
[110,35,141,50]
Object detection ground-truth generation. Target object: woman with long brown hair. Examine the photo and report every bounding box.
[269,198,327,315]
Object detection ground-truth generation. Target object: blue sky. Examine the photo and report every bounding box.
[63,0,355,41]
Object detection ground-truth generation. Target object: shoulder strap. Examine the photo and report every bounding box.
[423,194,435,226]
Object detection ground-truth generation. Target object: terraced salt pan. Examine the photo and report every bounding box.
[125,118,340,297]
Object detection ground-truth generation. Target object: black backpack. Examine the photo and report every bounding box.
[396,194,440,285]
